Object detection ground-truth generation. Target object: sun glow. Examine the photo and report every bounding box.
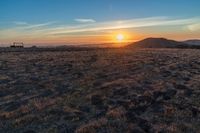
[110,31,133,47]
[116,34,124,42]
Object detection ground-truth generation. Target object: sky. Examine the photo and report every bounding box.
[0,0,200,45]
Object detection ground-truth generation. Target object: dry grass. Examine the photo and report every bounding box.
[0,48,200,132]
[106,106,126,119]
[75,118,108,133]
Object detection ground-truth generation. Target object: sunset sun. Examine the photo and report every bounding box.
[116,34,124,42]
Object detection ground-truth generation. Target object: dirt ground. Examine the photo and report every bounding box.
[0,48,200,133]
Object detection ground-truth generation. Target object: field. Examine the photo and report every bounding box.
[0,48,200,133]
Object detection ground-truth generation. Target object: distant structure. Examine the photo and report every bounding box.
[31,45,37,48]
[10,42,24,48]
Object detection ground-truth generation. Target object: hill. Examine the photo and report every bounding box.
[183,39,200,46]
[127,38,191,48]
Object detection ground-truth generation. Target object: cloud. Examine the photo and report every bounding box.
[75,18,96,23]
[13,21,28,25]
[18,22,56,30]
[50,17,200,35]
[187,23,200,31]
[0,22,57,40]
[0,16,199,43]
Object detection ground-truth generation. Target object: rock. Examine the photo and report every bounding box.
[23,130,36,133]
[74,72,83,78]
[93,81,102,86]
[151,103,165,114]
[116,99,131,109]
[95,109,106,118]
[191,107,199,117]
[0,79,10,84]
[96,104,108,111]
[162,70,172,77]
[128,105,148,115]
[184,89,193,97]
[63,111,84,121]
[79,105,90,112]
[30,76,40,81]
[135,106,148,115]
[0,75,10,84]
[153,91,164,100]
[113,88,128,96]
[183,77,190,81]
[74,111,85,121]
[59,124,75,133]
[175,84,189,90]
[89,55,98,63]
[40,90,53,97]
[126,112,152,133]
[0,92,7,97]
[163,89,177,100]
[49,108,64,115]
[107,98,118,106]
[130,97,140,106]
[126,110,138,122]
[63,113,77,121]
[4,101,21,112]
[91,95,103,106]
[56,84,69,94]
[137,95,153,105]
[143,80,152,85]
[137,118,152,132]
[130,127,145,133]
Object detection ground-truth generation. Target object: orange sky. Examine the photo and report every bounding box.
[0,17,200,46]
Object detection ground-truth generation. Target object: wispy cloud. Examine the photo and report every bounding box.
[0,16,200,43]
[0,22,57,41]
[13,21,28,25]
[75,18,96,23]
[17,22,56,30]
[50,17,200,35]
[187,23,200,31]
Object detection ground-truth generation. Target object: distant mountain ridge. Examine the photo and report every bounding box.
[127,38,200,49]
[183,40,200,46]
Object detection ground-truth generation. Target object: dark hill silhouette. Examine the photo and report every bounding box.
[183,40,200,46]
[127,38,192,48]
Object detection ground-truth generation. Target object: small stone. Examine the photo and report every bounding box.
[138,95,153,105]
[153,91,164,100]
[63,113,77,121]
[151,103,165,114]
[126,110,137,122]
[183,77,190,81]
[184,89,193,97]
[175,84,189,90]
[163,89,177,100]
[113,88,128,96]
[191,107,199,117]
[130,127,145,133]
[128,105,148,115]
[30,76,40,81]
[4,102,21,112]
[137,118,152,132]
[116,99,131,109]
[79,105,90,112]
[95,109,106,118]
[91,95,103,105]
[23,130,36,133]
[162,70,172,77]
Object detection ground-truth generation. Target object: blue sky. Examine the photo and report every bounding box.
[0,0,200,45]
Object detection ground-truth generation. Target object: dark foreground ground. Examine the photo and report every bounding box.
[0,48,200,133]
